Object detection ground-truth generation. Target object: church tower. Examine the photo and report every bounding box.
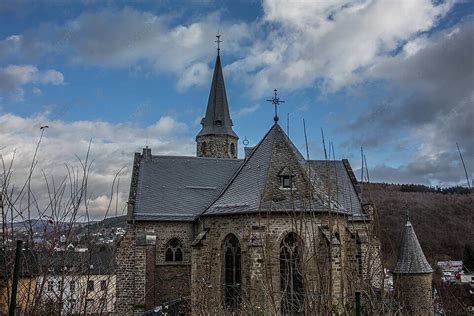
[196,37,238,159]
[392,218,434,315]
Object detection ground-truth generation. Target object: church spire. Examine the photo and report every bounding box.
[196,34,238,159]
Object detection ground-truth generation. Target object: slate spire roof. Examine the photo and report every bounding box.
[196,52,237,138]
[391,220,433,274]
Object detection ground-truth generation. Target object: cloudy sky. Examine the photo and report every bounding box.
[0,0,472,219]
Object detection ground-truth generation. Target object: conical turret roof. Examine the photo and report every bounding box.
[197,53,237,138]
[391,220,433,274]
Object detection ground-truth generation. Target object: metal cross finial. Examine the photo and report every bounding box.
[215,33,222,54]
[266,89,285,123]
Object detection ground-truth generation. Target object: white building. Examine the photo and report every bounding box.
[37,250,115,314]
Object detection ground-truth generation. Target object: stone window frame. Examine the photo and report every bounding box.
[201,142,207,156]
[230,142,236,157]
[223,233,242,309]
[278,166,296,190]
[164,237,184,262]
[279,231,304,315]
[279,175,293,189]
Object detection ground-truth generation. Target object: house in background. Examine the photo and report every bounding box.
[0,250,37,315]
[0,249,115,315]
[37,250,116,315]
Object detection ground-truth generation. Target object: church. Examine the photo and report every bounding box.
[115,42,432,315]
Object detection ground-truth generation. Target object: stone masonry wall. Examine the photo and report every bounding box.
[116,227,141,315]
[116,221,194,315]
[196,135,238,159]
[191,213,356,314]
[394,273,433,316]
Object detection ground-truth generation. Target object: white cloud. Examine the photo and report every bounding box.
[148,116,187,134]
[177,62,211,90]
[234,104,260,118]
[0,64,64,100]
[0,8,252,92]
[0,113,194,220]
[227,0,453,96]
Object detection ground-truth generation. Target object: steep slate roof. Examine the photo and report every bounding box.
[203,124,280,215]
[203,124,365,216]
[308,160,366,219]
[196,53,238,138]
[391,220,433,274]
[133,156,243,221]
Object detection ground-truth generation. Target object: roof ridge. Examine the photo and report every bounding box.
[149,155,244,161]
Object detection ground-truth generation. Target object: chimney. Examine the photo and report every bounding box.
[142,146,152,161]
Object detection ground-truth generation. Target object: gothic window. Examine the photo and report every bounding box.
[230,143,235,157]
[280,232,304,315]
[201,142,207,156]
[165,238,183,262]
[224,234,241,308]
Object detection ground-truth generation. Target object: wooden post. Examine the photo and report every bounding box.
[9,240,23,316]
[355,291,361,316]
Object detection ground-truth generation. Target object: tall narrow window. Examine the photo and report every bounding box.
[280,232,304,314]
[165,238,183,262]
[224,234,241,308]
[230,143,235,157]
[201,142,207,156]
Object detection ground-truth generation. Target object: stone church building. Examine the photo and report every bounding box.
[116,47,432,315]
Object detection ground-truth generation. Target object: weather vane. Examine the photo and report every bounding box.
[266,89,285,123]
[215,33,222,54]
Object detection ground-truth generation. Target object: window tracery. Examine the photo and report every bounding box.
[224,234,241,308]
[280,232,304,314]
[165,238,183,262]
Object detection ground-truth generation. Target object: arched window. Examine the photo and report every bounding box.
[201,142,207,156]
[230,143,235,157]
[165,238,183,262]
[224,234,241,308]
[280,232,304,314]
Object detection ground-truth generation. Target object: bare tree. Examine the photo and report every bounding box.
[1,131,125,315]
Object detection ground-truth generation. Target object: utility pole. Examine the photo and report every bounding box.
[9,240,23,316]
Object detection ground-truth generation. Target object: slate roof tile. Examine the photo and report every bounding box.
[133,156,243,221]
[391,220,433,274]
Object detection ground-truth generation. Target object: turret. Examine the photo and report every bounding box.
[392,218,433,315]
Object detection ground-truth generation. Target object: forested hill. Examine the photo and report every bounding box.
[363,183,473,266]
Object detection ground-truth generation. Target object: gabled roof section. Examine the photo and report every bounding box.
[197,53,237,138]
[308,160,366,219]
[133,156,243,221]
[203,124,353,216]
[391,220,433,274]
[203,124,278,215]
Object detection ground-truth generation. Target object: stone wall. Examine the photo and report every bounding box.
[394,273,433,316]
[191,213,358,314]
[115,221,193,315]
[116,227,142,315]
[196,134,238,159]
